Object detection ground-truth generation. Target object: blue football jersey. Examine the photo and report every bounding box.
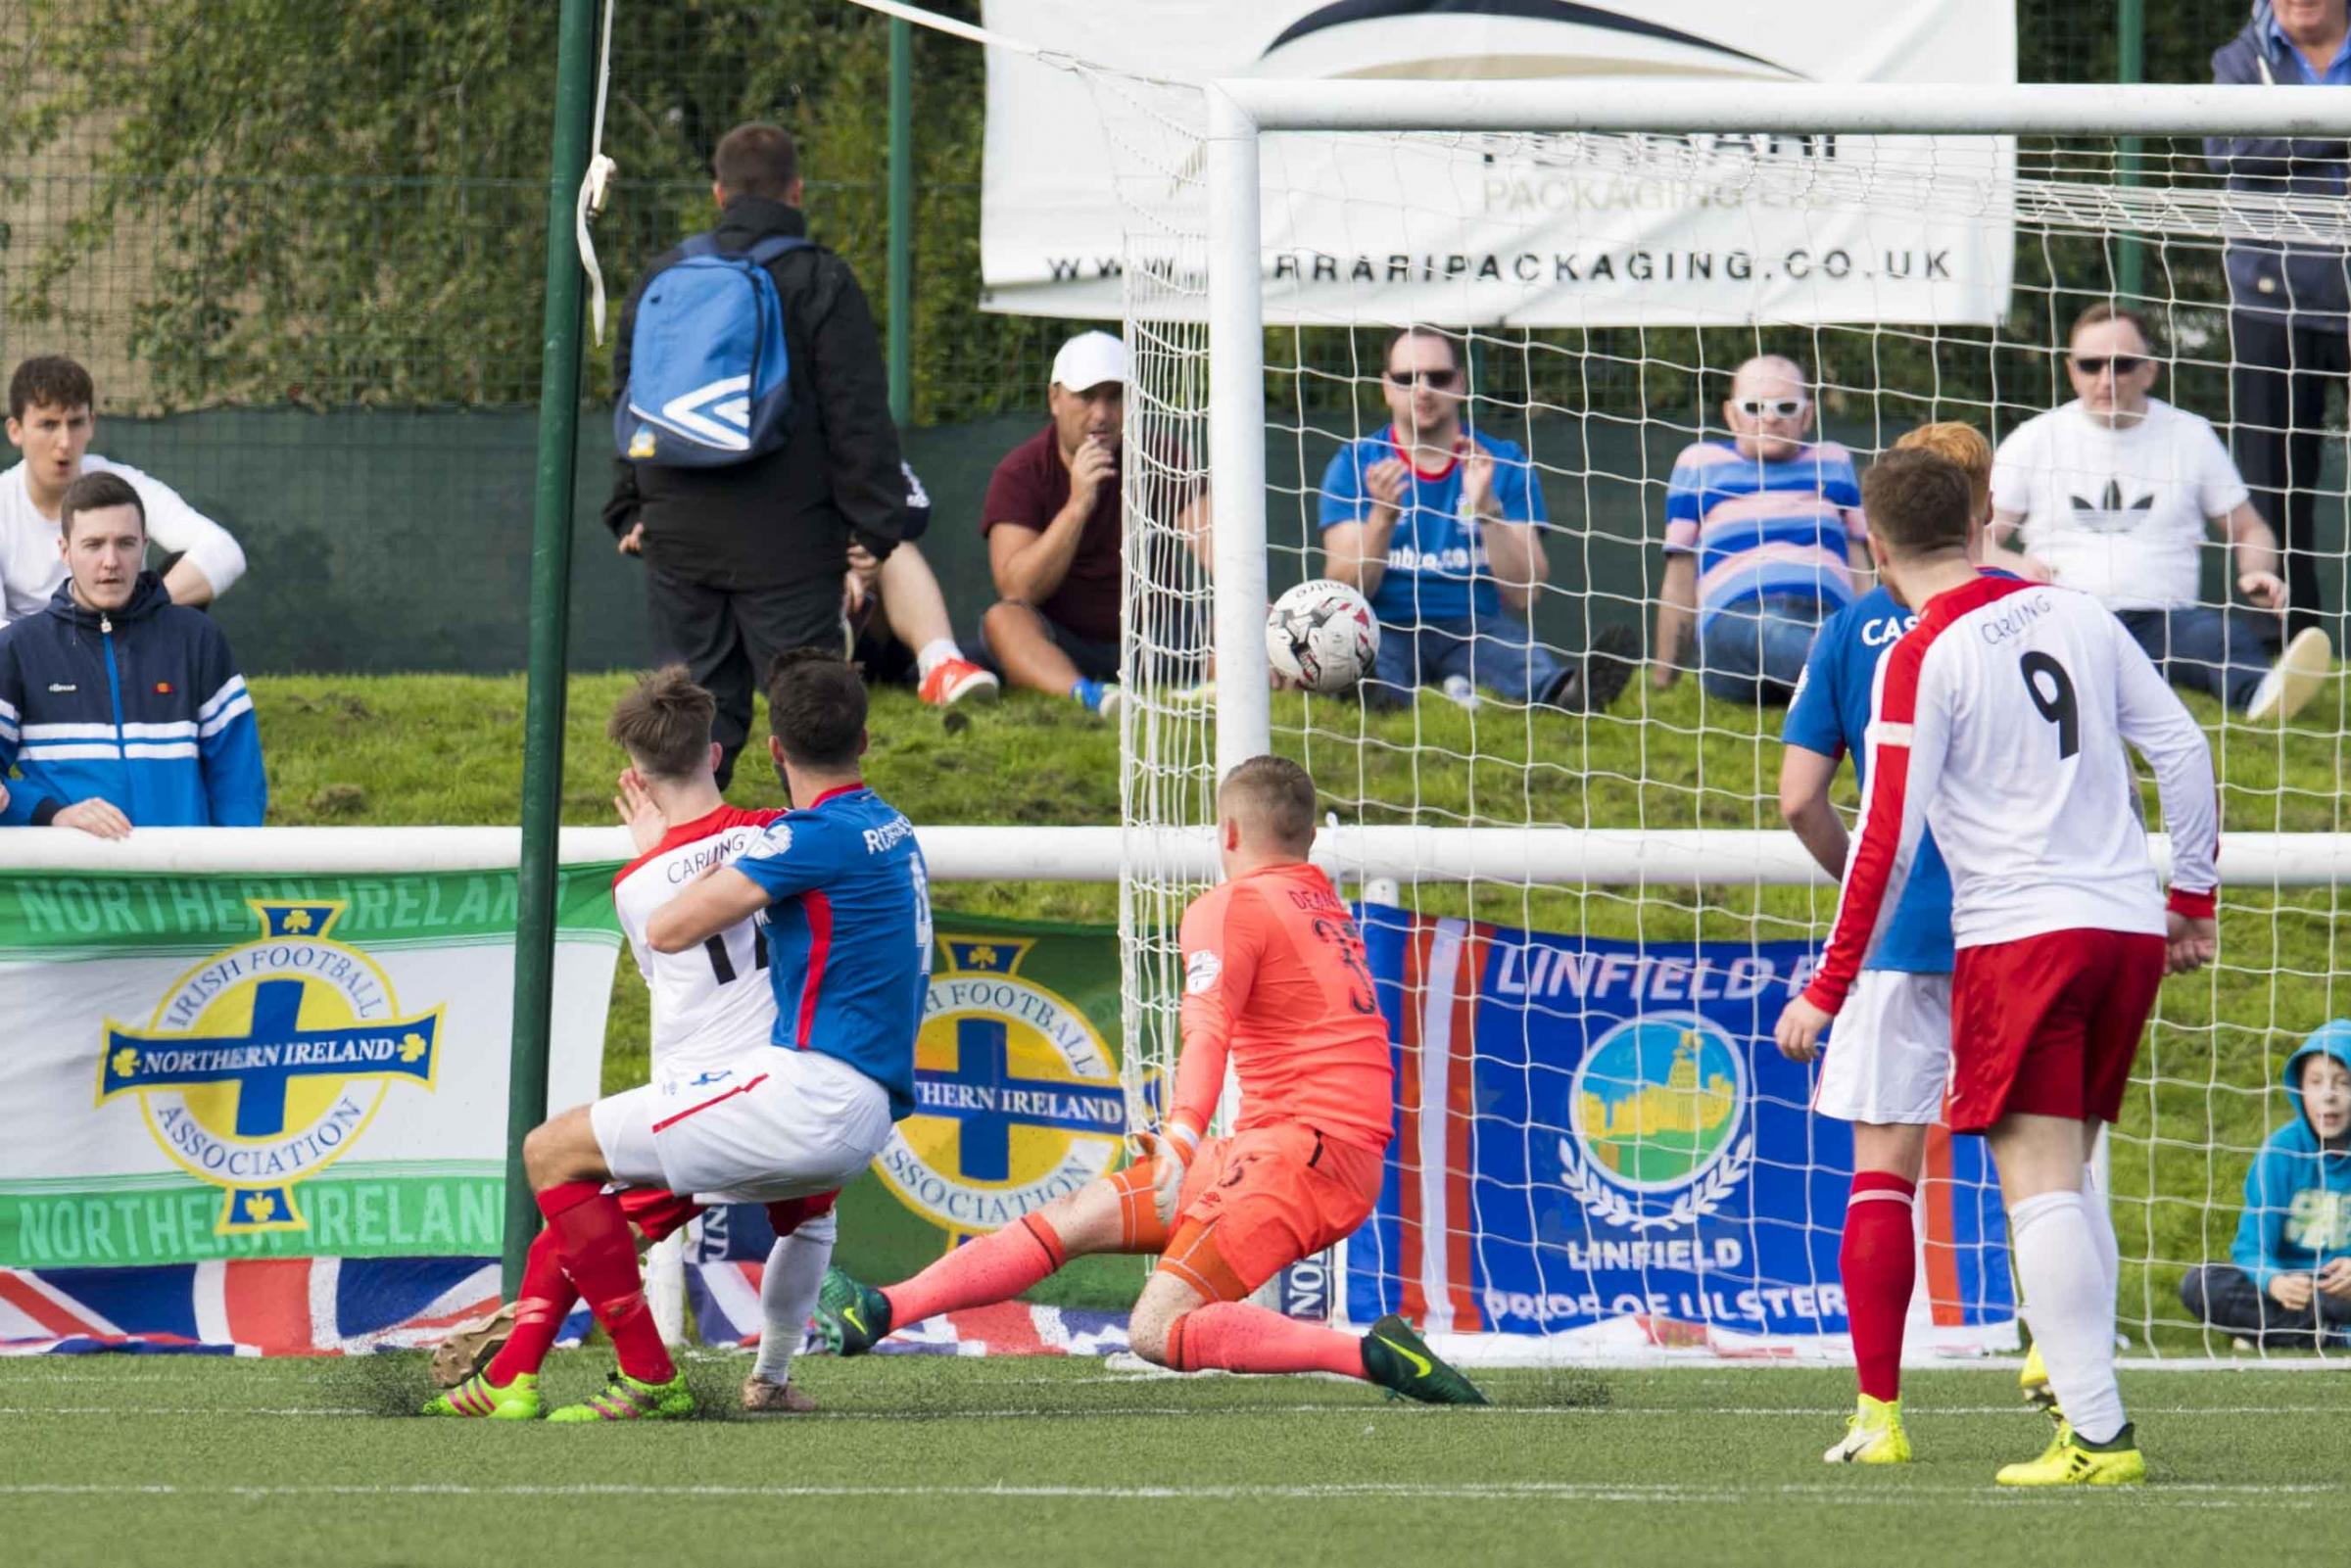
[733,784,932,1118]
[1317,426,1545,626]
[1782,585,1955,974]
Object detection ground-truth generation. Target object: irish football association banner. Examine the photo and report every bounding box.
[0,866,620,1350]
[1347,908,2017,1355]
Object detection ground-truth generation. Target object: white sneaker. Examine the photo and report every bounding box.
[1439,674,1483,712]
[2246,626,2331,724]
[1095,684,1125,719]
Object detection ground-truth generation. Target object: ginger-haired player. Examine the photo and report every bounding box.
[818,755,1485,1402]
[1777,421,1999,1464]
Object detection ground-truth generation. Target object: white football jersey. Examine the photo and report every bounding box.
[1808,575,2219,1011]
[612,804,784,1073]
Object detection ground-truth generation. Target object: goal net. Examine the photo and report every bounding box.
[1101,73,2351,1362]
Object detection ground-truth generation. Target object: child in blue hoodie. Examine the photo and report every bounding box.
[2180,1021,2351,1347]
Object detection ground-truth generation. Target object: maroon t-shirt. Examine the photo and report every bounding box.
[982,423,1123,645]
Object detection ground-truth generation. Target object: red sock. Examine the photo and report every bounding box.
[1164,1302,1367,1379]
[485,1227,578,1386]
[1842,1170,1918,1403]
[536,1181,672,1383]
[882,1213,1066,1329]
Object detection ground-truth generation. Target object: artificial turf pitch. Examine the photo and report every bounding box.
[0,1353,2341,1566]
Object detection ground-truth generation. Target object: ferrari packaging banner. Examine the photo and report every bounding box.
[981,0,2017,326]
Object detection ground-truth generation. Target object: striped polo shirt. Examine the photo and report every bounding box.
[1662,440,1865,628]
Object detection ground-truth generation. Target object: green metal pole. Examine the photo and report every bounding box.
[887,16,914,424]
[504,0,599,1298]
[2117,0,2146,302]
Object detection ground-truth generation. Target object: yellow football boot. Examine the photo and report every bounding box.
[1995,1422,2145,1487]
[1822,1393,1912,1464]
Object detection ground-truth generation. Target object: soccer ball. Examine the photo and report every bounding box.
[1266,579,1379,694]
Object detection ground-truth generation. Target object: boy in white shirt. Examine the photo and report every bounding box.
[0,356,246,627]
[1989,304,2328,723]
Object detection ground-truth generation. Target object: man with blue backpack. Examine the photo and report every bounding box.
[606,121,911,788]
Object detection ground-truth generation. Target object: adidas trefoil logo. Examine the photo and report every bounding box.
[2068,477,2157,533]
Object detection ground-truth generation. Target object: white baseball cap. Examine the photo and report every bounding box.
[1051,331,1127,393]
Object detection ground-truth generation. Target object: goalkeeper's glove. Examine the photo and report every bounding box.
[1133,1124,1199,1229]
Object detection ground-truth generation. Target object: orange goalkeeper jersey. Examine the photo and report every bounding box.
[1173,862,1395,1155]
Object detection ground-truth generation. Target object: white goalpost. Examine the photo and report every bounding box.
[1105,74,2351,1361]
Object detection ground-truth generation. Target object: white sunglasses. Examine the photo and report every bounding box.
[1733,397,1809,418]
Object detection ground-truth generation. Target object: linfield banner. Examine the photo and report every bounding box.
[1348,908,2017,1353]
[0,868,620,1272]
[981,0,2017,326]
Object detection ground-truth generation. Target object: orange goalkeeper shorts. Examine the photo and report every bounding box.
[1110,1123,1384,1303]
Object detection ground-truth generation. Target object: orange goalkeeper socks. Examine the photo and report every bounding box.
[1165,1302,1367,1379]
[883,1212,1068,1330]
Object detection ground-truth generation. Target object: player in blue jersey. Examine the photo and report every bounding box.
[1319,326,1636,712]
[1777,422,1985,1463]
[494,650,929,1422]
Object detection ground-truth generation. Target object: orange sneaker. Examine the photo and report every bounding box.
[919,657,1000,707]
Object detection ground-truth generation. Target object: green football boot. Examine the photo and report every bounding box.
[546,1366,695,1423]
[421,1369,541,1420]
[816,1265,893,1356]
[1361,1314,1489,1405]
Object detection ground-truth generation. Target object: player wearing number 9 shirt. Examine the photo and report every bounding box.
[816,755,1487,1403]
[1776,449,2220,1488]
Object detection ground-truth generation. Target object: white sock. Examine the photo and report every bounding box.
[2010,1190,2128,1445]
[751,1212,837,1384]
[915,639,961,681]
[2080,1163,2120,1309]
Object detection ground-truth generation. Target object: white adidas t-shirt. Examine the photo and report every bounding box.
[1990,398,2248,611]
[0,455,248,626]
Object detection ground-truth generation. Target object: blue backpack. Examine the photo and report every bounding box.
[615,232,807,467]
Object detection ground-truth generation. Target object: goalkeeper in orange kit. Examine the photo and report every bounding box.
[818,755,1485,1402]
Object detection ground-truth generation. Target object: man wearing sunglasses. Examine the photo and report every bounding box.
[1655,355,1870,705]
[1988,304,2330,723]
[1319,327,1633,712]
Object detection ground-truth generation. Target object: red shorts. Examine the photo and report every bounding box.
[613,1186,838,1243]
[1946,927,2165,1133]
[1156,1124,1384,1303]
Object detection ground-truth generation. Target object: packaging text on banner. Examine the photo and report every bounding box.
[0,869,619,1272]
[1351,908,2016,1354]
[980,0,2017,325]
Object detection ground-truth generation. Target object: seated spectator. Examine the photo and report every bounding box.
[1319,326,1633,711]
[981,333,1135,716]
[2179,1021,2351,1349]
[1,355,247,627]
[1989,303,2331,723]
[1653,356,1868,706]
[0,472,264,832]
[846,462,998,706]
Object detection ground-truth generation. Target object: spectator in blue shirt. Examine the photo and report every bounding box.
[2179,1022,2351,1349]
[2209,0,2351,639]
[1653,356,1870,706]
[1319,327,1634,712]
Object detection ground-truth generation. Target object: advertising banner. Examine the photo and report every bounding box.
[0,868,620,1278]
[981,0,2018,326]
[1349,908,2016,1354]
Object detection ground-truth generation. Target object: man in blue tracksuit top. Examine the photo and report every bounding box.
[0,469,264,832]
[2180,1022,2351,1348]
